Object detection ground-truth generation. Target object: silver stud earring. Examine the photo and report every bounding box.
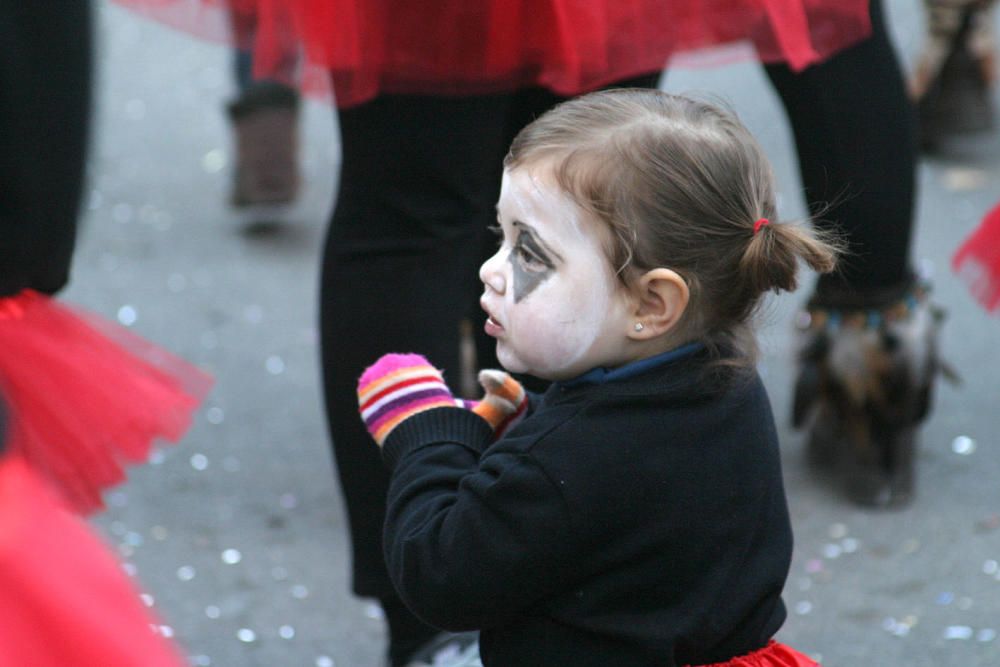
[634,323,644,332]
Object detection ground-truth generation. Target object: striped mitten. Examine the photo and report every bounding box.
[470,369,528,439]
[358,353,459,448]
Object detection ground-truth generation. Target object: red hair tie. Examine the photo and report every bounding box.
[753,218,770,235]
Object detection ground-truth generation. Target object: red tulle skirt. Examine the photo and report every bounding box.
[688,640,820,667]
[0,456,186,667]
[953,202,1000,314]
[113,0,871,107]
[0,290,211,515]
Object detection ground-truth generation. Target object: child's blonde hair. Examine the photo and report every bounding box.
[505,88,839,364]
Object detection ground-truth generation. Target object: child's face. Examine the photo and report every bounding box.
[479,166,635,380]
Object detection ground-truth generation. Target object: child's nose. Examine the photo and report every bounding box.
[479,249,506,294]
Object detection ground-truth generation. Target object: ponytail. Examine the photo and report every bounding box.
[739,218,840,297]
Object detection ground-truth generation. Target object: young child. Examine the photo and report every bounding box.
[356,89,837,667]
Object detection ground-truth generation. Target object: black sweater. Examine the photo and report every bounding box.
[381,347,792,666]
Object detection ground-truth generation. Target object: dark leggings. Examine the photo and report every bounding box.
[0,2,91,297]
[765,0,916,295]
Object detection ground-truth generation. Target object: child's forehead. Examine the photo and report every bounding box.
[500,163,577,212]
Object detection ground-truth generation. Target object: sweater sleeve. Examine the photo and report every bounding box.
[381,407,577,631]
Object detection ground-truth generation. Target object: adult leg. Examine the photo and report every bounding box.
[320,93,516,665]
[0,2,91,296]
[765,1,944,507]
[764,0,915,295]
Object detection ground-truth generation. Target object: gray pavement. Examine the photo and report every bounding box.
[78,2,999,665]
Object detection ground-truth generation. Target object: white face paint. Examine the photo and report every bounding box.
[479,167,635,380]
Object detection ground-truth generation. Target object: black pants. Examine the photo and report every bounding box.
[765,0,916,294]
[0,2,91,297]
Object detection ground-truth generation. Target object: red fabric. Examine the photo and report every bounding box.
[112,0,871,107]
[953,202,1000,313]
[0,457,185,667]
[688,640,820,667]
[0,291,212,515]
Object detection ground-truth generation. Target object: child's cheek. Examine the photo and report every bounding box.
[511,283,606,375]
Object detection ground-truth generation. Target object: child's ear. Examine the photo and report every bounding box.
[628,268,689,339]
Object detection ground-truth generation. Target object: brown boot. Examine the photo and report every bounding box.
[791,281,958,507]
[227,82,301,207]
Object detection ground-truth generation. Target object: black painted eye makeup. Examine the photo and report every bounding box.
[509,222,560,302]
[515,229,556,270]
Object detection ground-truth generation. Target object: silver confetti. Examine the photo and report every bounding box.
[266,355,286,375]
[952,435,977,455]
[794,601,813,615]
[191,656,212,666]
[206,407,225,425]
[316,658,335,667]
[190,453,209,471]
[983,560,998,576]
[221,549,242,565]
[205,605,221,620]
[117,305,138,326]
[978,629,997,642]
[944,625,974,640]
[237,628,257,643]
[279,625,296,640]
[291,585,309,599]
[177,566,196,581]
[202,149,227,173]
[822,543,842,559]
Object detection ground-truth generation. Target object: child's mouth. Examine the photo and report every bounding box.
[484,315,504,336]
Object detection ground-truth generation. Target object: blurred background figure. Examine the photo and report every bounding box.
[0,2,208,663]
[911,0,997,150]
[225,4,301,208]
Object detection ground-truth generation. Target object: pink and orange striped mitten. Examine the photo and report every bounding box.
[357,353,460,448]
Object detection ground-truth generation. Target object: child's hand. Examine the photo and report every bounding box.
[470,369,528,438]
[358,353,459,448]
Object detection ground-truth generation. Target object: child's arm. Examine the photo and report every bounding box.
[357,354,572,629]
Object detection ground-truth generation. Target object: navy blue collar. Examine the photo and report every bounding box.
[559,342,705,388]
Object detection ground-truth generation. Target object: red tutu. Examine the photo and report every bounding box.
[687,640,820,667]
[0,290,211,515]
[113,0,870,107]
[0,456,186,666]
[953,202,1000,314]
